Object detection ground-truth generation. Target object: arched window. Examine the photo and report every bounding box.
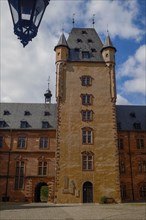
[82,127,93,144]
[82,151,94,171]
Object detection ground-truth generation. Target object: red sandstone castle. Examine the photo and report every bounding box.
[0,28,146,203]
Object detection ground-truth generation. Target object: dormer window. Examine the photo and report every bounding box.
[42,121,50,129]
[77,38,82,43]
[133,122,141,130]
[82,30,87,34]
[0,120,9,128]
[20,121,30,128]
[82,51,90,59]
[91,48,96,53]
[44,111,50,116]
[75,48,80,52]
[4,110,10,115]
[88,39,93,43]
[24,111,31,116]
[130,112,136,118]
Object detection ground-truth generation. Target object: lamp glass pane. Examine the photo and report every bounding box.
[33,0,45,27]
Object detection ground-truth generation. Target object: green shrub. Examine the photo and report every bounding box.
[40,186,48,202]
[100,196,108,204]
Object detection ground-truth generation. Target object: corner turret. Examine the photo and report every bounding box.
[54,33,69,63]
[101,34,116,65]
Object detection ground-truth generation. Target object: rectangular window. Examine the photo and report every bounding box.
[82,154,93,170]
[17,137,26,149]
[143,162,146,173]
[82,110,93,122]
[82,51,90,59]
[15,161,24,190]
[82,94,92,105]
[0,136,3,148]
[137,139,144,149]
[82,128,93,144]
[120,161,125,174]
[39,137,49,149]
[38,161,47,176]
[81,76,92,86]
[118,138,124,150]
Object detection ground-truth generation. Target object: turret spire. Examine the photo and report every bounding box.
[54,33,68,51]
[101,33,116,52]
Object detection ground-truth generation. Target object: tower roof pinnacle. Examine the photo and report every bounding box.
[54,33,69,51]
[101,34,116,53]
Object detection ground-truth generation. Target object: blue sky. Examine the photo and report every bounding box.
[0,0,146,105]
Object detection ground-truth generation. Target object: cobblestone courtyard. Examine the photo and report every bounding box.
[0,203,146,220]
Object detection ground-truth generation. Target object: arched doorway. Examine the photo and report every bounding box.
[83,181,93,203]
[34,182,48,202]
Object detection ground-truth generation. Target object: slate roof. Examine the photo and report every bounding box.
[0,103,145,131]
[66,28,104,62]
[101,34,116,52]
[0,103,57,130]
[54,33,69,51]
[116,105,146,131]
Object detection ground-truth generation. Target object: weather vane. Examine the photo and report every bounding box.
[61,23,64,33]
[107,24,109,35]
[72,13,75,27]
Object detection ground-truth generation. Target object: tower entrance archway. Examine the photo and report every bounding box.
[34,182,48,202]
[83,181,93,203]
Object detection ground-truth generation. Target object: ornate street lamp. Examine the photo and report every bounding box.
[8,0,50,47]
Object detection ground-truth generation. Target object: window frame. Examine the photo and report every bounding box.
[82,51,90,59]
[80,75,92,86]
[81,94,93,105]
[42,121,50,129]
[120,161,125,174]
[82,151,94,171]
[17,136,27,149]
[15,161,25,190]
[0,136,3,148]
[38,161,47,176]
[39,137,49,149]
[139,183,146,198]
[136,138,144,149]
[81,110,93,122]
[82,127,93,145]
[118,138,124,150]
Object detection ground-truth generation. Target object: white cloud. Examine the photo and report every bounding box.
[0,0,145,104]
[86,0,144,40]
[118,45,146,95]
[116,94,130,105]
